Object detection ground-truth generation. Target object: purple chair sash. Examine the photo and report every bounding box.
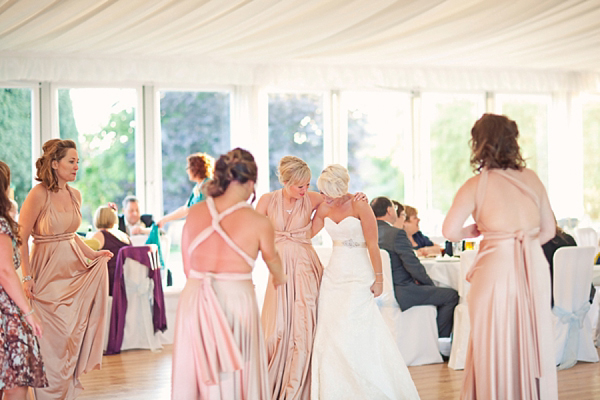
[106,245,167,355]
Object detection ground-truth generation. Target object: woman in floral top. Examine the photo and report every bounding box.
[0,161,47,399]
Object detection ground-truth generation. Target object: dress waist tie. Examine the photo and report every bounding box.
[275,223,312,245]
[187,269,252,386]
[478,228,542,398]
[32,232,74,243]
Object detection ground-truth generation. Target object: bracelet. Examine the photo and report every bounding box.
[373,281,383,285]
[23,308,35,317]
[22,275,32,283]
[375,272,383,275]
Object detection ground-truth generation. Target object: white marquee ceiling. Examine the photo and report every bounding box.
[1,0,600,90]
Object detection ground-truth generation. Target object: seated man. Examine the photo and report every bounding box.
[371,196,458,338]
[118,195,155,236]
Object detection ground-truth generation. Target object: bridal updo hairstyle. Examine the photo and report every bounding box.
[205,148,257,200]
[277,156,311,186]
[317,164,349,199]
[35,138,77,192]
[470,113,526,172]
[0,161,21,245]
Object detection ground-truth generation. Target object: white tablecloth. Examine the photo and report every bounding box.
[421,257,461,291]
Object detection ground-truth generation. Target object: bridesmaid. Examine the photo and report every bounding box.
[171,148,286,399]
[19,139,112,399]
[257,156,365,399]
[0,161,47,399]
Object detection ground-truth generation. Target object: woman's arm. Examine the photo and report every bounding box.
[355,200,383,297]
[255,193,272,216]
[442,177,479,242]
[74,233,112,260]
[18,185,46,298]
[258,216,287,287]
[157,205,188,228]
[310,203,327,238]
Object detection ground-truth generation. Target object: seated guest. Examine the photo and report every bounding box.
[403,205,442,256]
[392,200,406,230]
[542,221,595,306]
[118,195,155,235]
[371,196,458,338]
[92,205,131,295]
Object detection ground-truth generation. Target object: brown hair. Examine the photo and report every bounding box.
[187,152,214,180]
[0,161,21,245]
[392,200,404,218]
[204,148,257,200]
[470,113,526,172]
[35,139,77,192]
[404,205,418,221]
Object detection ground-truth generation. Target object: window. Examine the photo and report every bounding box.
[268,93,324,191]
[423,93,485,219]
[58,88,138,230]
[582,95,600,224]
[496,94,550,186]
[160,90,230,214]
[344,91,411,201]
[0,87,33,213]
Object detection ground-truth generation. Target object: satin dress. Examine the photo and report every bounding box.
[261,190,323,400]
[171,197,269,400]
[461,169,558,400]
[29,185,109,400]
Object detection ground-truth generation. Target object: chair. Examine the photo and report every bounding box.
[106,245,167,354]
[376,249,443,366]
[448,249,477,370]
[574,227,598,249]
[553,246,599,369]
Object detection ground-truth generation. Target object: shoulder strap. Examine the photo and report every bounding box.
[187,197,255,267]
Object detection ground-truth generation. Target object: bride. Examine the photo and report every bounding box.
[310,165,420,400]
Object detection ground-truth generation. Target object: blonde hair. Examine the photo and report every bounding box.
[94,206,118,229]
[317,164,349,198]
[277,156,311,186]
[404,205,418,220]
[35,139,77,192]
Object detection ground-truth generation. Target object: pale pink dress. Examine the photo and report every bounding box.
[261,189,323,400]
[171,197,269,400]
[30,186,109,400]
[462,169,558,399]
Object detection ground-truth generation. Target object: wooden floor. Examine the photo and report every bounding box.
[78,346,600,399]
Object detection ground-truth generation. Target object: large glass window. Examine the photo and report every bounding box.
[268,93,324,191]
[496,94,550,186]
[344,91,411,201]
[58,88,137,230]
[160,91,230,215]
[423,93,485,216]
[582,95,600,224]
[0,87,33,213]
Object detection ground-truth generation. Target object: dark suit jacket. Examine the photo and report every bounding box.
[118,214,155,234]
[377,220,436,310]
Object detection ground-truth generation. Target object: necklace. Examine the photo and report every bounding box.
[285,208,293,214]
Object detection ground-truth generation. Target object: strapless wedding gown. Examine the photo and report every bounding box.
[311,217,420,400]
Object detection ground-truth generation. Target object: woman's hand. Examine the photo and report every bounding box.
[370,280,383,297]
[463,224,480,238]
[272,271,288,288]
[94,249,113,259]
[23,280,34,299]
[353,192,368,202]
[25,312,43,337]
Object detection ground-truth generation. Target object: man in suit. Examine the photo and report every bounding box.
[118,195,155,235]
[371,196,458,338]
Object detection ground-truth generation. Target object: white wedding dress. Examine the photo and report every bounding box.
[311,217,420,400]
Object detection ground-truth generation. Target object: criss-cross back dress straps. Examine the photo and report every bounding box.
[187,196,255,267]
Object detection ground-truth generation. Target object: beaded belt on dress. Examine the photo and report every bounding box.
[332,239,367,248]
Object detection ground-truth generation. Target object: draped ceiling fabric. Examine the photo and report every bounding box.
[1,0,600,92]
